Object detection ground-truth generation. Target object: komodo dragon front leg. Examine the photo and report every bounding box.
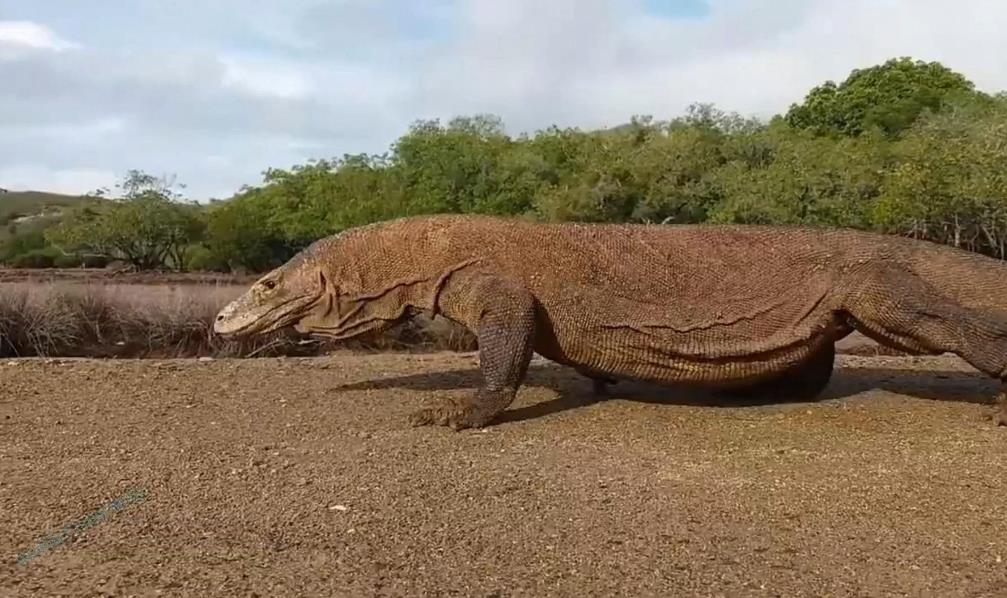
[409,275,536,430]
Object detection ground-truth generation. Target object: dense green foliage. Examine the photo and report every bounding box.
[785,57,982,137]
[4,57,1007,272]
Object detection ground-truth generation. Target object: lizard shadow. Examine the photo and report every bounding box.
[333,361,999,425]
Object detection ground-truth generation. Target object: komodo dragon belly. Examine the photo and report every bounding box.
[531,280,845,387]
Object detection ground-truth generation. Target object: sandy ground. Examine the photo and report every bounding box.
[2,352,1007,597]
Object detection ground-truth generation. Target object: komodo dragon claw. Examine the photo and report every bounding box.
[408,403,475,431]
[406,396,489,428]
[408,392,510,431]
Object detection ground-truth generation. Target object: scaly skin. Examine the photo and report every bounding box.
[214,214,1007,430]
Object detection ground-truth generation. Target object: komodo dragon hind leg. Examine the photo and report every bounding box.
[408,276,536,430]
[575,368,619,397]
[720,341,836,403]
[844,268,1007,425]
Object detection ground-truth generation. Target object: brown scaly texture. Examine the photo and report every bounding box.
[214,214,1007,429]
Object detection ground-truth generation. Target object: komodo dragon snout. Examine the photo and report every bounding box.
[214,264,326,338]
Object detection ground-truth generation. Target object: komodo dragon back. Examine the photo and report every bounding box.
[215,214,1007,429]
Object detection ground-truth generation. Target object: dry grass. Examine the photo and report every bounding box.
[0,281,477,359]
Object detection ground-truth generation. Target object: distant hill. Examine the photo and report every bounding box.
[0,190,95,240]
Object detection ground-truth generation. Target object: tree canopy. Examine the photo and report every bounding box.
[45,171,204,270]
[5,56,1007,271]
[784,57,982,137]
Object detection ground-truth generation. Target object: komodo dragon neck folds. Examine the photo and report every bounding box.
[214,214,1007,430]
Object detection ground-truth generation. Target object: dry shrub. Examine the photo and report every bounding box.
[0,286,82,357]
[0,281,476,359]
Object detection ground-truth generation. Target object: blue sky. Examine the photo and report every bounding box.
[1,0,1005,199]
[645,0,710,18]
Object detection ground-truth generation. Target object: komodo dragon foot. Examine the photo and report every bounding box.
[408,388,517,431]
[584,374,618,397]
[573,367,618,397]
[993,390,1007,427]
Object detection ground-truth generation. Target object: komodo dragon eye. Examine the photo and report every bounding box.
[263,280,276,290]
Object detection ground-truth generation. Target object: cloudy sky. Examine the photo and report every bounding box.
[1,0,1004,200]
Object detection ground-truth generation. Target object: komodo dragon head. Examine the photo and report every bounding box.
[212,250,331,338]
[213,225,439,341]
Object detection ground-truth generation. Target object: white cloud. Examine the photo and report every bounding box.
[220,55,313,99]
[405,0,1007,131]
[2,1,1007,199]
[0,20,78,51]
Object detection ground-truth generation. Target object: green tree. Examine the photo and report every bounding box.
[390,115,532,215]
[530,129,639,223]
[785,57,980,137]
[629,105,763,224]
[872,95,1007,257]
[202,193,296,272]
[530,105,759,224]
[709,124,891,227]
[46,171,204,270]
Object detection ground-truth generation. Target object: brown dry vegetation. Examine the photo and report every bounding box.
[0,267,258,286]
[0,278,477,359]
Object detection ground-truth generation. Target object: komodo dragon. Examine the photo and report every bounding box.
[213,214,1007,430]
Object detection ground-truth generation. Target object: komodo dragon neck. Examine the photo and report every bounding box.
[295,236,483,341]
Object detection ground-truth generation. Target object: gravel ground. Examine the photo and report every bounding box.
[2,352,1007,597]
